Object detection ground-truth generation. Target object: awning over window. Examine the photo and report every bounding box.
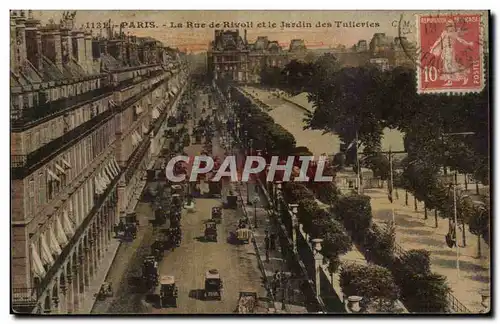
[135,105,144,115]
[94,176,105,195]
[61,158,72,169]
[47,169,61,182]
[55,216,68,246]
[48,225,62,256]
[40,232,54,266]
[101,171,111,187]
[62,210,74,236]
[131,132,138,146]
[152,108,160,120]
[113,158,121,174]
[55,163,66,174]
[132,130,142,144]
[110,158,119,176]
[30,243,46,278]
[105,163,115,180]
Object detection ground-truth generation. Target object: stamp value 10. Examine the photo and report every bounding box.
[417,13,485,94]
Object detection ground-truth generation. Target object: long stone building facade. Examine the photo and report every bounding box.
[10,10,189,314]
[207,29,307,83]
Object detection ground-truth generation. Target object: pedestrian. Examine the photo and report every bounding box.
[264,232,270,262]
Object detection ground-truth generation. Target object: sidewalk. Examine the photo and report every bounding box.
[78,238,121,314]
[236,182,308,314]
[365,187,490,313]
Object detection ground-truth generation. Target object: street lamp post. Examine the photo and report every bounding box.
[252,196,260,228]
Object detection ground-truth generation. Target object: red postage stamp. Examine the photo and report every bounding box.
[416,13,485,94]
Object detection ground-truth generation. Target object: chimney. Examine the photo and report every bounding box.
[41,26,63,71]
[11,11,28,73]
[25,16,43,71]
[85,31,92,72]
[72,30,86,68]
[61,28,73,65]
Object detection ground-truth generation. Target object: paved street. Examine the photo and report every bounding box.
[92,86,268,314]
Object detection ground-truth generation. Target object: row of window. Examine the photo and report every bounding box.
[12,78,103,112]
[25,118,116,219]
[23,96,112,154]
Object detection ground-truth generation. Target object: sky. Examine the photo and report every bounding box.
[31,10,488,52]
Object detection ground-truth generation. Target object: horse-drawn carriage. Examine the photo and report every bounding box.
[204,269,223,300]
[204,220,218,242]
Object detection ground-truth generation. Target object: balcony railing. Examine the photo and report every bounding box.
[11,109,114,179]
[124,138,151,183]
[11,86,114,129]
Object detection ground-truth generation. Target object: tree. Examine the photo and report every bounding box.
[316,182,340,207]
[283,182,315,203]
[340,263,400,312]
[332,152,346,169]
[363,222,396,266]
[305,66,386,152]
[364,153,390,182]
[335,194,373,241]
[393,249,451,313]
[468,203,489,257]
[320,220,352,273]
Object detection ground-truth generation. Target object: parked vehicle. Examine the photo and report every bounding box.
[158,275,178,308]
[204,269,223,300]
[204,221,218,242]
[211,207,222,223]
[96,282,113,300]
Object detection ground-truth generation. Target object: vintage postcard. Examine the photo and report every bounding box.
[10,10,490,315]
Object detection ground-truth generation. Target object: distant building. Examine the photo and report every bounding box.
[356,40,368,52]
[207,29,307,83]
[369,57,390,71]
[10,10,188,314]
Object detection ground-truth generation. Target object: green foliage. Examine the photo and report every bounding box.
[363,223,396,266]
[316,181,340,206]
[335,194,373,237]
[283,182,315,203]
[333,152,346,169]
[365,153,390,180]
[340,263,400,307]
[468,203,490,242]
[393,249,451,313]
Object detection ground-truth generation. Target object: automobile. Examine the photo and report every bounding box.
[96,282,113,300]
[204,221,217,242]
[211,207,222,223]
[204,269,223,300]
[158,275,178,308]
